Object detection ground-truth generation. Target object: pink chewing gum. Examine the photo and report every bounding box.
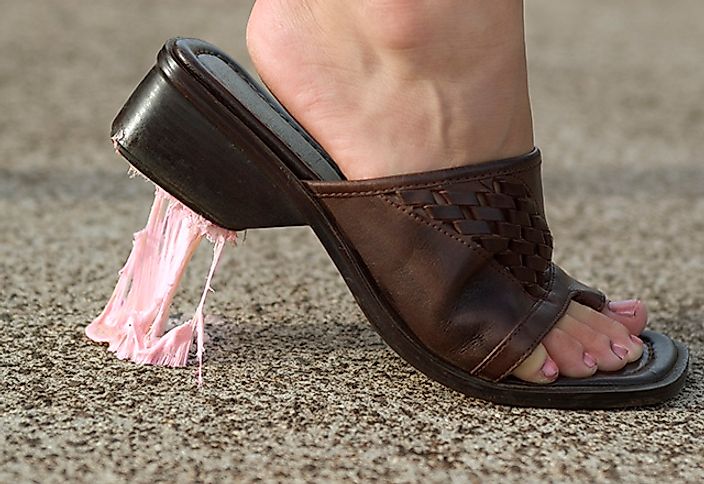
[85,186,237,385]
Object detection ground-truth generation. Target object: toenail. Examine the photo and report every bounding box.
[630,334,643,345]
[583,352,597,368]
[608,299,639,317]
[612,343,629,360]
[541,358,559,380]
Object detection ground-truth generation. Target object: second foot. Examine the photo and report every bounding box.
[513,300,648,383]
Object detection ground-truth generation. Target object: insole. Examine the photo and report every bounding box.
[198,54,345,181]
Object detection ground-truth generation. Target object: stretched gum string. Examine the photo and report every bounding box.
[85,184,237,385]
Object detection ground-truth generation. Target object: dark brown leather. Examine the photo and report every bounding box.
[108,38,688,407]
[306,149,605,381]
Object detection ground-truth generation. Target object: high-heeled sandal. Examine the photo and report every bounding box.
[109,38,688,408]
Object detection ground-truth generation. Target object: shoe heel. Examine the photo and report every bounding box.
[111,66,307,230]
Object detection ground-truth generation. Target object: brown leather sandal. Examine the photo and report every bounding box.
[110,38,688,408]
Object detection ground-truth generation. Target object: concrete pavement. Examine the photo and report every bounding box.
[1,1,703,482]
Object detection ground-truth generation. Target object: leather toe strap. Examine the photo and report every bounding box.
[306,149,606,381]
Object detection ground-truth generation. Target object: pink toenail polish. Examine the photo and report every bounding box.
[607,299,639,317]
[583,352,597,368]
[541,358,559,380]
[612,343,629,360]
[630,334,643,344]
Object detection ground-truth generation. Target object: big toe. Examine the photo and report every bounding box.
[602,299,648,335]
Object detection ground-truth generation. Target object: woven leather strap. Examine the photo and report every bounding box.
[393,177,553,298]
[307,149,605,381]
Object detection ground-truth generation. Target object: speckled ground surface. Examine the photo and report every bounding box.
[1,1,703,482]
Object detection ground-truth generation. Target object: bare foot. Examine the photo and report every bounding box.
[246,0,646,382]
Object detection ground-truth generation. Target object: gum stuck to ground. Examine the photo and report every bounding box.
[85,185,237,385]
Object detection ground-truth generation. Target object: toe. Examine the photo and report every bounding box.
[602,299,648,335]
[510,301,647,384]
[512,343,559,383]
[626,333,645,362]
[556,313,630,371]
[567,301,644,365]
[542,325,598,378]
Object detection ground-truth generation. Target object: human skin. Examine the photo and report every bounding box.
[245,0,648,382]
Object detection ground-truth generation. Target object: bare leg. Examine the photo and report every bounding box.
[247,0,647,382]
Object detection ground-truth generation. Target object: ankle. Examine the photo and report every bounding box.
[247,0,534,179]
[354,0,535,167]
